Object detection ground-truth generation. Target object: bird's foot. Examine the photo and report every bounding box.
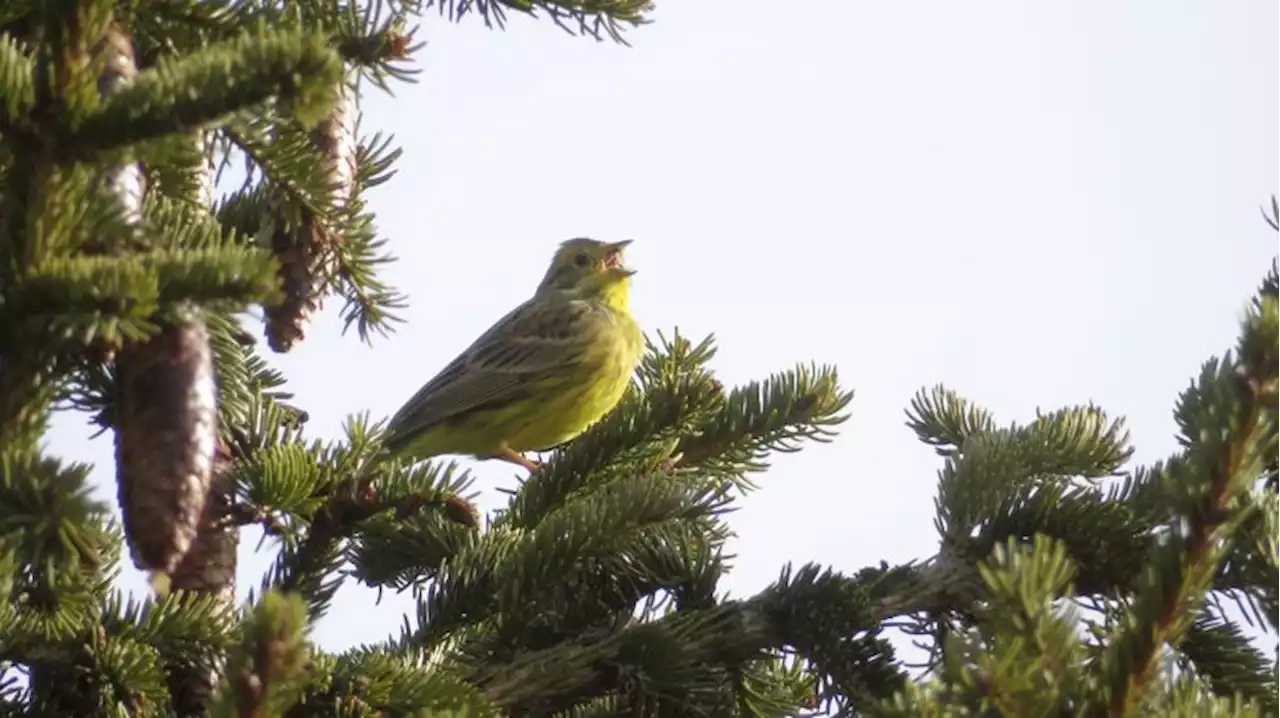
[494,446,541,473]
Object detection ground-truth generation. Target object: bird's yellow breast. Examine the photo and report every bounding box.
[504,307,643,452]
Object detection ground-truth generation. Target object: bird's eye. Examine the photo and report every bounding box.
[573,252,591,267]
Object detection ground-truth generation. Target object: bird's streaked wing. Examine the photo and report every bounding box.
[384,295,599,446]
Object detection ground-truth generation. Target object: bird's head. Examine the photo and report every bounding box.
[536,238,636,307]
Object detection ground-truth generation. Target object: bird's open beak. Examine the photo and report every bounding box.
[604,239,636,276]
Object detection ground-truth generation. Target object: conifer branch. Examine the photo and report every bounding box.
[1097,293,1277,716]
[905,385,997,457]
[211,592,310,718]
[671,363,852,481]
[276,646,498,716]
[0,364,54,451]
[505,344,723,529]
[424,0,654,45]
[331,6,419,90]
[0,34,36,128]
[458,560,902,715]
[258,424,479,621]
[1261,194,1279,233]
[1180,611,1279,713]
[67,26,343,156]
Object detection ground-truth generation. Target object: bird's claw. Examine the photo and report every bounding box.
[494,446,541,473]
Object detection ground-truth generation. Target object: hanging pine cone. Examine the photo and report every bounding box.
[93,23,214,574]
[94,22,144,227]
[166,435,237,715]
[171,434,237,596]
[441,494,482,529]
[115,312,219,573]
[158,132,237,718]
[264,80,359,353]
[93,23,218,573]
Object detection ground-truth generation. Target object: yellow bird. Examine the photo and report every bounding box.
[382,238,644,471]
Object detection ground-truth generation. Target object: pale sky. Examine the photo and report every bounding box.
[46,0,1278,661]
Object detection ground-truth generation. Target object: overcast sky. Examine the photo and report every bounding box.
[46,0,1278,659]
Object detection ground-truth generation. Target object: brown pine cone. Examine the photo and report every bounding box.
[115,312,218,573]
[264,80,359,353]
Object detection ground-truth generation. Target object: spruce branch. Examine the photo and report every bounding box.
[0,362,56,451]
[895,319,1277,696]
[671,363,853,485]
[933,402,1132,544]
[468,602,759,712]
[264,484,474,620]
[880,536,1089,717]
[1257,259,1279,316]
[906,385,997,457]
[223,115,332,213]
[347,490,481,591]
[281,647,498,717]
[0,453,232,715]
[67,24,343,156]
[0,448,115,580]
[455,561,900,716]
[452,521,731,675]
[1180,611,1278,713]
[412,473,714,649]
[980,478,1151,598]
[764,563,909,716]
[875,285,1277,710]
[3,244,275,360]
[119,0,419,88]
[492,473,724,623]
[108,588,238,706]
[205,313,307,453]
[330,178,409,343]
[0,15,124,452]
[1210,486,1279,633]
[255,416,478,621]
[0,33,35,124]
[210,591,310,718]
[973,537,1086,714]
[423,0,654,45]
[504,333,724,529]
[331,2,420,90]
[1095,291,1278,716]
[1261,194,1278,233]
